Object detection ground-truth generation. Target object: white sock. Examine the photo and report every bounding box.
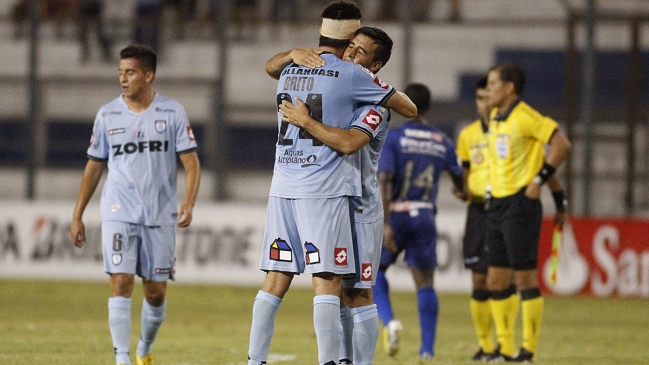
[352,304,379,365]
[313,295,341,365]
[248,290,282,365]
[108,296,132,365]
[339,305,354,362]
[137,299,166,357]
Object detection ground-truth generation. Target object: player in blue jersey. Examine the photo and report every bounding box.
[70,44,201,365]
[248,2,416,364]
[278,26,400,365]
[374,83,465,362]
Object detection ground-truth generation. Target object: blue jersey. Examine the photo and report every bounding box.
[269,53,395,199]
[349,104,391,223]
[87,93,198,226]
[378,120,462,206]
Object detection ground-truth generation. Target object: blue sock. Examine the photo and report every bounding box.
[373,270,393,326]
[313,294,340,365]
[351,304,379,365]
[248,290,282,365]
[339,305,353,362]
[137,299,166,357]
[417,287,439,356]
[108,296,132,365]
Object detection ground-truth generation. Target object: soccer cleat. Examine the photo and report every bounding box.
[339,358,353,364]
[419,352,434,362]
[487,347,515,363]
[136,353,155,365]
[512,348,534,363]
[382,319,403,356]
[473,348,496,362]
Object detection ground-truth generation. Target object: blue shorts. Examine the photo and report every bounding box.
[102,221,176,281]
[380,208,437,270]
[343,215,383,289]
[260,196,355,276]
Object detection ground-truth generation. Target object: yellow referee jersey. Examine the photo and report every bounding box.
[456,119,490,202]
[487,100,558,198]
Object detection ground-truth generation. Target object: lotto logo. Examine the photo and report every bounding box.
[373,76,389,90]
[187,126,195,141]
[361,263,372,281]
[362,110,382,131]
[334,248,348,266]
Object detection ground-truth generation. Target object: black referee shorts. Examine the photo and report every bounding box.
[463,202,488,273]
[485,188,542,270]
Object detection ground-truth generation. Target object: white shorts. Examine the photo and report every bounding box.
[260,196,355,276]
[344,216,383,289]
[102,221,176,282]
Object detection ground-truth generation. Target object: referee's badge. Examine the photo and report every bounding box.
[155,120,167,133]
[496,134,510,159]
[471,151,484,165]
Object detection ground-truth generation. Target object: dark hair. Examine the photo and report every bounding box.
[475,75,488,91]
[404,83,431,113]
[354,27,393,68]
[319,1,362,49]
[489,63,525,96]
[119,44,157,73]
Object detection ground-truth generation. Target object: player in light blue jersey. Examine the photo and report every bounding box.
[70,44,201,365]
[248,2,416,365]
[278,27,399,365]
[375,83,465,362]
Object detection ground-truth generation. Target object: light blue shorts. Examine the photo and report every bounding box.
[102,221,176,282]
[260,196,355,276]
[344,216,383,289]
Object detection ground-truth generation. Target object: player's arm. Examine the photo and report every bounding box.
[384,91,417,119]
[453,165,471,201]
[279,97,370,154]
[526,130,572,199]
[178,151,201,228]
[546,174,567,226]
[265,48,326,80]
[70,159,105,248]
[378,171,398,253]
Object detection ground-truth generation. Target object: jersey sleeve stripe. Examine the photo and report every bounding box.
[350,125,374,142]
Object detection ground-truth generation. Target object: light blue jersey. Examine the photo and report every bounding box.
[87,93,198,226]
[349,104,391,223]
[269,53,395,199]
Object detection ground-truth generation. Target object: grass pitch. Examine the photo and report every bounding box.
[0,279,648,365]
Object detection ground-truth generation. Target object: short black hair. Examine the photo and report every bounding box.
[119,44,157,73]
[354,27,393,68]
[404,83,431,113]
[475,75,488,91]
[489,63,525,96]
[319,1,362,49]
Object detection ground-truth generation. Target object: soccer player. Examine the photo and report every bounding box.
[374,83,465,362]
[247,2,416,364]
[455,76,568,361]
[278,26,399,365]
[484,63,571,362]
[70,44,201,365]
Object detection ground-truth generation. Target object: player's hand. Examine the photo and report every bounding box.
[554,210,567,226]
[70,219,86,248]
[177,203,194,228]
[279,97,311,127]
[524,182,542,199]
[383,224,397,253]
[289,48,325,69]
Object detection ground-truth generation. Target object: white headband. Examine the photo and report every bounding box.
[319,18,361,40]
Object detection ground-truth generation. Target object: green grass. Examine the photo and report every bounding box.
[0,279,648,364]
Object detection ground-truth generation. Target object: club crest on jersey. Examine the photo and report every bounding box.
[269,238,293,262]
[334,248,348,266]
[112,253,122,266]
[305,242,321,265]
[362,109,383,131]
[361,263,372,281]
[155,120,167,133]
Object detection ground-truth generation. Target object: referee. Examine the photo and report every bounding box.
[483,63,571,362]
